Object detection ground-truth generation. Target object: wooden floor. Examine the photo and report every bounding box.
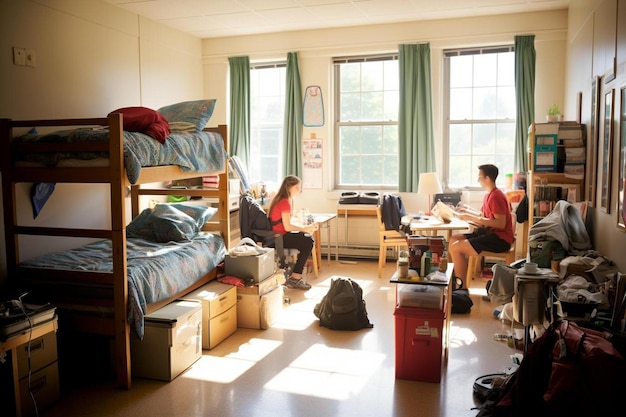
[41,259,522,417]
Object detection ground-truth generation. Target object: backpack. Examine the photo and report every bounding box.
[313,277,374,330]
[451,288,473,314]
[490,320,625,417]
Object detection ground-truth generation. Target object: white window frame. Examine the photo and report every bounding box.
[249,62,286,186]
[333,54,399,190]
[442,46,516,190]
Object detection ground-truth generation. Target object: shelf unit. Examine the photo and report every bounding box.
[527,123,586,235]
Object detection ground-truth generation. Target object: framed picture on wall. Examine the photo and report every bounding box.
[588,76,601,206]
[600,88,614,213]
[618,86,626,231]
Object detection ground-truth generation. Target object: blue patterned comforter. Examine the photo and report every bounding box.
[15,128,227,184]
[19,232,226,338]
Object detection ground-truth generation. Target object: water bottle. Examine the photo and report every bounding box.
[420,250,431,277]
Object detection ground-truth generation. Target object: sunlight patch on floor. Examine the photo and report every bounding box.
[447,324,478,348]
[183,338,282,383]
[272,297,319,330]
[263,343,386,400]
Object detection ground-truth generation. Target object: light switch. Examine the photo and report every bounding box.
[13,47,26,66]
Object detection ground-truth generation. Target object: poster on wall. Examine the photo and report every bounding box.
[303,86,324,127]
[303,137,322,189]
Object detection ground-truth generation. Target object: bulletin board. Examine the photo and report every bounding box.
[303,138,323,189]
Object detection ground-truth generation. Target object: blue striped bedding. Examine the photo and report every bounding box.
[20,232,226,338]
[15,128,227,184]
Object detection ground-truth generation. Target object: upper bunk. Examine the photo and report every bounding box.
[0,113,228,186]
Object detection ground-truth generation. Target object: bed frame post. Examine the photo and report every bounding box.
[108,113,132,389]
[0,119,20,279]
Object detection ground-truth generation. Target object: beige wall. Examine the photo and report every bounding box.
[202,10,568,247]
[567,0,626,272]
[0,0,205,284]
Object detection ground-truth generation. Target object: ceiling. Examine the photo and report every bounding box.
[104,0,570,39]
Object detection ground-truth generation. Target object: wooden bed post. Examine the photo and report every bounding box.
[108,113,132,389]
[0,119,20,278]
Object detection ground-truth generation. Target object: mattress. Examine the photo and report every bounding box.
[19,232,227,338]
[14,128,227,184]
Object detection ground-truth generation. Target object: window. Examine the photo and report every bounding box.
[334,55,399,189]
[444,47,516,189]
[249,63,286,185]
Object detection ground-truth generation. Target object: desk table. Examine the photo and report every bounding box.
[336,204,378,257]
[407,216,470,240]
[311,213,338,266]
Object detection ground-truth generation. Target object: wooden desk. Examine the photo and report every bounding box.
[1,317,59,417]
[336,204,378,256]
[407,216,470,240]
[311,213,338,266]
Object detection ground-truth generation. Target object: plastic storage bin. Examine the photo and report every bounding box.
[394,306,444,382]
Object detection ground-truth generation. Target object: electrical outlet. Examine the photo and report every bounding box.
[25,49,36,67]
[13,47,25,66]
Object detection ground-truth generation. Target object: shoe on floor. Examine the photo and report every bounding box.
[285,277,311,290]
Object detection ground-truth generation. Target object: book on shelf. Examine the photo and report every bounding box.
[564,147,586,163]
[564,163,585,179]
[533,123,559,135]
[558,123,585,147]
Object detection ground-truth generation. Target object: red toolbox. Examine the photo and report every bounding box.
[394,306,444,383]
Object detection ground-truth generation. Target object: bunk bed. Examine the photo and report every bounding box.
[0,113,231,389]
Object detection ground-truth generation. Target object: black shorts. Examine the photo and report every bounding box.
[464,228,510,253]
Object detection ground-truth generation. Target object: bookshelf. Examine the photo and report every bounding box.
[527,122,586,230]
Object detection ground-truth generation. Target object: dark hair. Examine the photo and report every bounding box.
[478,164,499,182]
[268,175,301,217]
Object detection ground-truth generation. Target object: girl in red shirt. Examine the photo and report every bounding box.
[268,176,318,290]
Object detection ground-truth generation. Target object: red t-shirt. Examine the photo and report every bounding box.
[482,188,514,244]
[269,198,290,234]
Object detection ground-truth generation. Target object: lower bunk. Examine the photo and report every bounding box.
[12,213,226,388]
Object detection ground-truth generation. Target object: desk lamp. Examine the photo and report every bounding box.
[418,172,443,215]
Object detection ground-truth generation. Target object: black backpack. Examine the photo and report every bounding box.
[314,277,374,330]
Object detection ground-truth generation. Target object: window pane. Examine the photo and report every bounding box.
[340,63,361,92]
[473,87,497,119]
[474,54,496,87]
[450,88,472,120]
[450,55,473,88]
[449,124,472,155]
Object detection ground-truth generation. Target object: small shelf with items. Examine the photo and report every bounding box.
[527,122,586,229]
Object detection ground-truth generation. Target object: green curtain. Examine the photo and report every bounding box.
[228,56,251,169]
[283,52,303,177]
[398,43,435,192]
[514,35,536,173]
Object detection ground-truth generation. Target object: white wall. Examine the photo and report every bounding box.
[202,10,568,248]
[0,0,205,285]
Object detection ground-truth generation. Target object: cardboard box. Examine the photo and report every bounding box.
[394,306,444,383]
[183,281,238,349]
[131,300,202,381]
[237,272,282,297]
[237,285,283,329]
[224,248,275,282]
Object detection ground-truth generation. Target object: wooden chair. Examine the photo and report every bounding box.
[466,213,519,282]
[376,205,407,278]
